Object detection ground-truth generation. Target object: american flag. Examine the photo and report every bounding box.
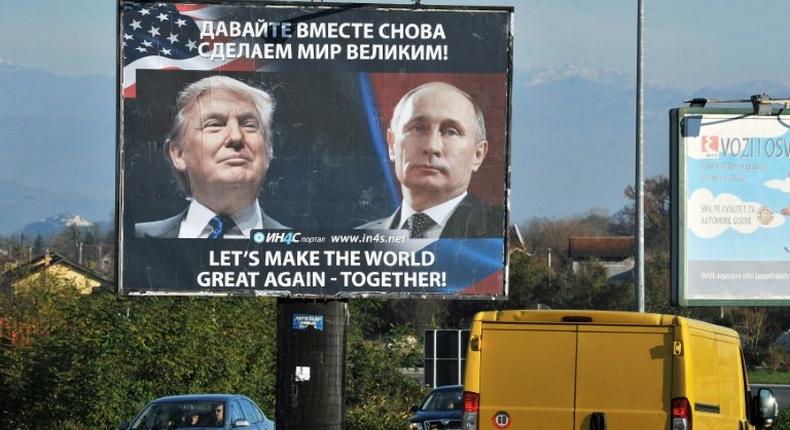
[121,2,248,98]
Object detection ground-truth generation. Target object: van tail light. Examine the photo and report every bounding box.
[672,397,692,430]
[462,391,479,430]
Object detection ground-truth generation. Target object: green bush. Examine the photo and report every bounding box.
[345,321,426,430]
[0,277,277,429]
[1,274,433,429]
[776,408,790,430]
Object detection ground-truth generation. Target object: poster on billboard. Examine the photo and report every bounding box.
[671,107,790,305]
[117,1,513,297]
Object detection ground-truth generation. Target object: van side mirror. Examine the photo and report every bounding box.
[410,405,419,413]
[752,388,779,428]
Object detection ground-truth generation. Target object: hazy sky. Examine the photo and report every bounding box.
[3,0,790,225]
[2,0,790,91]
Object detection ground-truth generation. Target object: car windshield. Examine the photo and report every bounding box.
[131,400,225,429]
[421,389,462,411]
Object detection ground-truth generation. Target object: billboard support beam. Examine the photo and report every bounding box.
[276,299,347,430]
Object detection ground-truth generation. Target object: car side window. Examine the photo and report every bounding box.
[229,400,244,423]
[251,403,266,423]
[255,399,266,422]
[240,399,261,423]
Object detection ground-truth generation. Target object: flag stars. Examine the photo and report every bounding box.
[125,6,199,63]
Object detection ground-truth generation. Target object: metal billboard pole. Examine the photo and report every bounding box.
[635,0,646,312]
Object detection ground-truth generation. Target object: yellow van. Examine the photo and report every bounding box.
[462,310,779,430]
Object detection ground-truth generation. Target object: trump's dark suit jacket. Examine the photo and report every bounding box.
[134,207,286,238]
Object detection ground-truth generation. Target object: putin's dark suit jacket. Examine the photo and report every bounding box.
[357,193,504,238]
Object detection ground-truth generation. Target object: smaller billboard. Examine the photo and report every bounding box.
[424,329,469,388]
[671,107,790,305]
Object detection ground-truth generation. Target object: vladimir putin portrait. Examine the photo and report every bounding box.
[359,81,504,238]
[135,76,287,239]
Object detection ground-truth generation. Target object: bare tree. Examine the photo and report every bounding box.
[737,307,769,365]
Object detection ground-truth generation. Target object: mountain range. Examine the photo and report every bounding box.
[1,63,788,234]
[0,63,115,235]
[512,68,790,220]
[15,213,102,239]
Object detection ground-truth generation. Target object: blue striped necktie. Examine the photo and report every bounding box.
[207,215,234,239]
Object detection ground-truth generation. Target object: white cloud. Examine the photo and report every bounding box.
[688,189,784,239]
[764,177,790,193]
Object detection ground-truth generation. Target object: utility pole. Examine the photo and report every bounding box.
[635,0,646,312]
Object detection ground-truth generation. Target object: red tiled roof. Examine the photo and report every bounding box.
[568,236,635,259]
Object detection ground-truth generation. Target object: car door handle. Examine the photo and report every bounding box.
[590,412,606,430]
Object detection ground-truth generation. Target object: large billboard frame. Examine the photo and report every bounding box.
[671,106,790,306]
[116,0,514,299]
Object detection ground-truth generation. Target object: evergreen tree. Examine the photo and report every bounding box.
[31,235,45,257]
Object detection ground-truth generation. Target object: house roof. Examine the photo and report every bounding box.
[568,236,635,260]
[0,250,112,289]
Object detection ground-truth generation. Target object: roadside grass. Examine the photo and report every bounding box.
[749,369,790,385]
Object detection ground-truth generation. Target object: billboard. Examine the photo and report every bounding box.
[671,107,790,305]
[117,1,513,297]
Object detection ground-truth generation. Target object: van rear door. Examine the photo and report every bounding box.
[477,321,672,430]
[574,325,673,430]
[479,323,577,430]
